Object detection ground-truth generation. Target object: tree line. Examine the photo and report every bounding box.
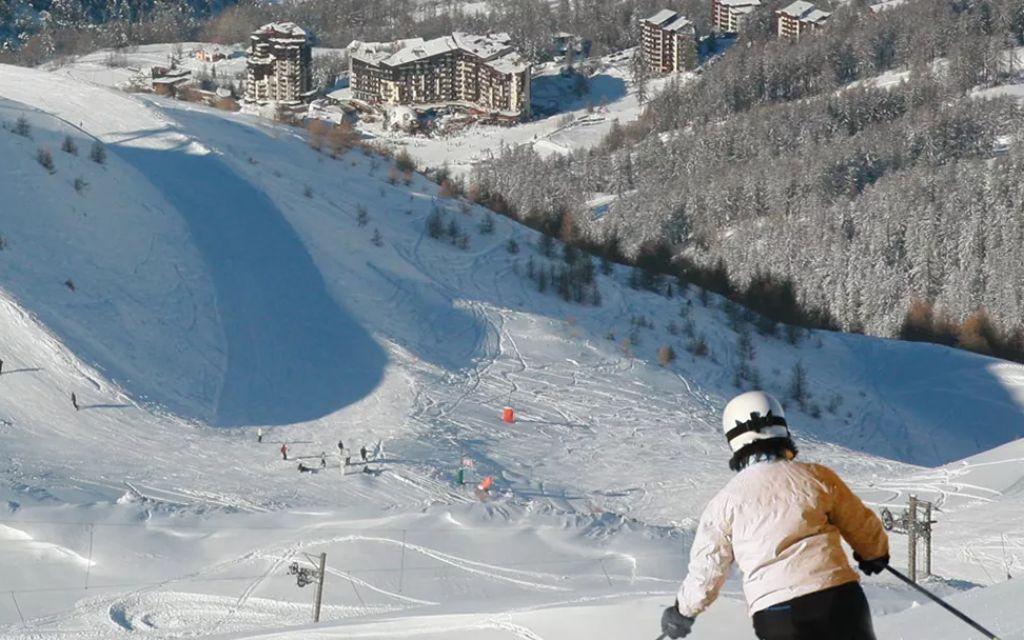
[469,0,1024,361]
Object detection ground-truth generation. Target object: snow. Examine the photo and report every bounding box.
[645,9,679,25]
[255,22,307,38]
[357,49,676,175]
[2,60,1024,640]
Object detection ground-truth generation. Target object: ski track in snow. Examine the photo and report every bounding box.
[3,61,1024,638]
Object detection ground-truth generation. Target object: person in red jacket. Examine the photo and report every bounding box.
[661,391,890,640]
[280,443,288,460]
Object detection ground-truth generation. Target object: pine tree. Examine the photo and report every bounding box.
[789,360,809,408]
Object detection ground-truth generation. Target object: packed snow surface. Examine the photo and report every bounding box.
[2,62,1024,639]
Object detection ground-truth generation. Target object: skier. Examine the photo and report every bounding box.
[257,427,263,443]
[280,443,288,460]
[660,391,889,640]
[0,358,4,375]
[71,392,79,411]
[320,452,327,469]
[337,439,344,454]
[360,445,368,462]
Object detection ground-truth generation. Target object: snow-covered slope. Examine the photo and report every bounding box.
[2,62,1024,638]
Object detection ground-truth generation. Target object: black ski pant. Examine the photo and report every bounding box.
[752,581,876,640]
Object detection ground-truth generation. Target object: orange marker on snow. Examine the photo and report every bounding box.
[477,476,494,492]
[502,407,515,423]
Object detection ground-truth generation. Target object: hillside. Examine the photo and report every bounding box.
[471,0,1024,362]
[2,62,1024,638]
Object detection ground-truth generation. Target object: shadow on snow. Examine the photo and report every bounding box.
[115,144,387,427]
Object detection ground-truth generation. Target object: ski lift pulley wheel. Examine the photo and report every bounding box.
[881,507,895,532]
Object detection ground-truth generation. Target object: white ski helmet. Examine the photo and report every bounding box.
[722,391,790,453]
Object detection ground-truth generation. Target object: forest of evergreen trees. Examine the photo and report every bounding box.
[469,0,1024,361]
[1,0,694,65]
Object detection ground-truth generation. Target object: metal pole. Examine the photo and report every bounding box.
[84,523,95,590]
[399,530,407,593]
[908,495,918,583]
[313,552,326,623]
[924,500,932,578]
[886,566,1001,639]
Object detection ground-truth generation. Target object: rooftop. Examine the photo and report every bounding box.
[384,36,459,66]
[779,0,831,21]
[349,38,425,64]
[718,0,762,7]
[869,0,906,12]
[360,32,526,72]
[488,51,530,75]
[253,22,306,38]
[663,14,694,32]
[644,9,679,25]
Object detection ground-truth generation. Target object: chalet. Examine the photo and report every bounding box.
[244,22,314,109]
[640,10,697,74]
[149,68,192,96]
[552,32,591,60]
[348,32,531,121]
[712,0,761,33]
[776,0,831,38]
[195,47,226,63]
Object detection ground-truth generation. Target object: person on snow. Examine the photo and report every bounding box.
[320,452,327,469]
[71,392,79,411]
[661,391,890,640]
[337,439,344,453]
[257,427,263,443]
[280,443,288,460]
[360,445,368,462]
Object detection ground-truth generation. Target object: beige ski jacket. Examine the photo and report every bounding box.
[676,459,888,617]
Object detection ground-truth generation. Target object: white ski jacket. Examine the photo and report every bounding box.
[676,459,888,617]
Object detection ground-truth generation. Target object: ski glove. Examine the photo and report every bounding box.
[854,551,889,575]
[661,602,695,638]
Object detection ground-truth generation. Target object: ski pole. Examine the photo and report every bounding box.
[654,635,667,640]
[885,566,1001,639]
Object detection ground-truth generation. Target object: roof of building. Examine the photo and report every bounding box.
[357,32,527,73]
[644,9,679,25]
[718,0,761,7]
[348,38,426,64]
[868,0,906,12]
[778,0,831,21]
[152,76,191,85]
[488,51,530,74]
[454,32,516,59]
[384,36,458,66]
[663,14,694,31]
[254,22,306,37]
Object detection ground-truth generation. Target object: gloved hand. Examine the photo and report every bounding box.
[854,551,889,575]
[661,603,695,639]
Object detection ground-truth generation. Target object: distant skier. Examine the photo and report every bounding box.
[660,391,890,640]
[337,439,344,453]
[280,443,288,460]
[257,427,263,443]
[0,358,4,375]
[320,452,327,469]
[360,445,368,462]
[71,392,79,411]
